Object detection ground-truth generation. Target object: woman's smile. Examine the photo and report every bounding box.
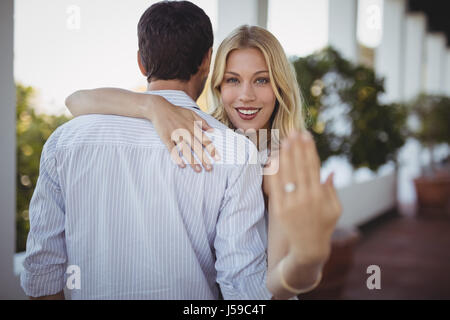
[235,106,262,120]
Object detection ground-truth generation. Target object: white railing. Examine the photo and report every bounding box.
[337,172,397,228]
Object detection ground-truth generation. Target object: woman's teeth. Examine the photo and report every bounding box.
[237,109,260,115]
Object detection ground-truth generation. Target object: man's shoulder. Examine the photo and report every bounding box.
[49,114,129,133]
[43,114,156,153]
[59,114,146,129]
[43,114,115,144]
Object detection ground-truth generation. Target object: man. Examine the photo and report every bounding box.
[21,1,271,299]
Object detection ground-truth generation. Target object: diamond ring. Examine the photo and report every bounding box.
[284,182,296,193]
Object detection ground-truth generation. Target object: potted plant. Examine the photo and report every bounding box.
[292,46,408,172]
[410,94,450,210]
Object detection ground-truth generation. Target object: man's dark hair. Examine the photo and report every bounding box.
[137,1,213,82]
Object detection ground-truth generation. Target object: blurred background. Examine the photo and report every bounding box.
[0,0,449,299]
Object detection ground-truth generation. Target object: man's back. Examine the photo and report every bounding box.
[21,90,271,299]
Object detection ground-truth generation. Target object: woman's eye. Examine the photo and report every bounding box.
[225,77,239,84]
[256,78,269,85]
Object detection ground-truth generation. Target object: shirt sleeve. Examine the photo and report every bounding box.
[20,138,67,297]
[214,141,273,300]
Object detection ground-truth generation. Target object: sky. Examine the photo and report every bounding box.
[267,0,328,58]
[14,0,329,115]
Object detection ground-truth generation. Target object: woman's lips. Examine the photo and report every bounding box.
[235,107,261,121]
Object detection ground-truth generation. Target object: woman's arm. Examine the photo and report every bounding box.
[65,88,219,172]
[264,131,342,300]
[66,88,153,118]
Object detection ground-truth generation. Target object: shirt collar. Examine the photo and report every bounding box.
[144,90,200,110]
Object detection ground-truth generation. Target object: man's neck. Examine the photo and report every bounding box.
[147,79,199,101]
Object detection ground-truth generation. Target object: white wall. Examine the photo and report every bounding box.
[424,33,447,95]
[216,0,268,48]
[402,13,426,102]
[0,0,27,299]
[444,50,450,96]
[374,0,406,103]
[328,0,358,63]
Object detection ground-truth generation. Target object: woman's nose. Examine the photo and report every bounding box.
[238,82,256,103]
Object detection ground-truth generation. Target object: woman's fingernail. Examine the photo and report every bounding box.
[205,164,211,171]
[195,165,202,172]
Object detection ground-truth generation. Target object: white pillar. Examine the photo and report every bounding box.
[328,0,358,63]
[424,32,446,95]
[216,0,268,48]
[374,0,406,103]
[0,0,25,299]
[444,50,450,96]
[402,13,426,102]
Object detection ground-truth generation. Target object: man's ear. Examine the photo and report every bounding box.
[137,50,147,77]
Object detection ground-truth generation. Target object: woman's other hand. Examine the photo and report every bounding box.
[268,130,342,266]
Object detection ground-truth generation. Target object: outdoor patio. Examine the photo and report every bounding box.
[301,202,450,300]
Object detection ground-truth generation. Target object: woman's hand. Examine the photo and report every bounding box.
[267,130,342,266]
[144,96,220,172]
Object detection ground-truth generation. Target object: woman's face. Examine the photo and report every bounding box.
[220,47,277,132]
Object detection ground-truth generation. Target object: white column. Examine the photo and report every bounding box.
[444,50,450,96]
[424,32,446,95]
[328,0,358,63]
[216,0,268,48]
[402,13,426,102]
[0,0,25,299]
[374,0,406,103]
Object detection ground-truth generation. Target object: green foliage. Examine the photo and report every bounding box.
[16,83,69,252]
[410,94,450,147]
[292,46,408,171]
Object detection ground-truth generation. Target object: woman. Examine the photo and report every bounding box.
[66,25,342,299]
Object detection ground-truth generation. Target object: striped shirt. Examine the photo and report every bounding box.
[20,90,272,300]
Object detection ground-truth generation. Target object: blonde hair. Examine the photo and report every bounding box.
[207,25,305,147]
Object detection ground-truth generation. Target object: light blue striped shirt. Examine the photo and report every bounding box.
[20,90,272,300]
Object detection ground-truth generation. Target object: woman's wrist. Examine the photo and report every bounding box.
[140,94,155,121]
[268,253,324,299]
[288,237,331,267]
[139,94,161,121]
[141,94,172,121]
[279,256,323,295]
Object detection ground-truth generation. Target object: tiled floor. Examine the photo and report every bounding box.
[301,203,450,300]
